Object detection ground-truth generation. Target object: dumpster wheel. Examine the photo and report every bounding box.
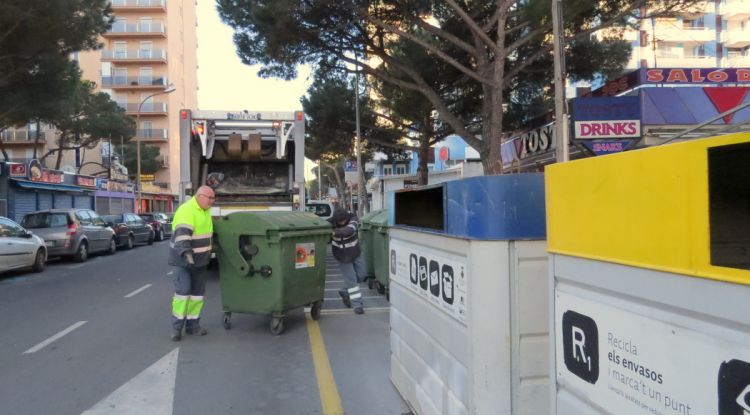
[367,278,374,290]
[270,315,285,335]
[310,301,322,321]
[376,282,386,295]
[222,312,232,330]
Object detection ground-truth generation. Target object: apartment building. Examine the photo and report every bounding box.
[3,0,198,212]
[627,0,750,69]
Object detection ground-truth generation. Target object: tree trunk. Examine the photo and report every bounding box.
[32,120,40,159]
[0,136,9,161]
[417,114,432,185]
[55,145,64,170]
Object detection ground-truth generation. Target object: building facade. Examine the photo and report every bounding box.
[627,0,750,69]
[2,1,197,213]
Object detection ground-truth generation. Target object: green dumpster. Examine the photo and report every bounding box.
[359,209,383,287]
[370,210,390,299]
[213,211,332,335]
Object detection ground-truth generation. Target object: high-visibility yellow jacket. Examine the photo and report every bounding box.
[169,197,213,268]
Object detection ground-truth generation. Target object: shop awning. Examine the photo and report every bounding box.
[12,179,84,192]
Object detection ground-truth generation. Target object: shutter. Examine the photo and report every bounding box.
[13,191,37,222]
[54,194,73,209]
[95,197,110,215]
[38,192,53,210]
[74,195,92,209]
[111,198,123,214]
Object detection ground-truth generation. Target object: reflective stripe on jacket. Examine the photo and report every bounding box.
[169,197,213,268]
[330,213,361,263]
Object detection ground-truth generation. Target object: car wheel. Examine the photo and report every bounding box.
[32,249,46,272]
[156,229,163,241]
[126,235,134,250]
[74,242,88,263]
[148,231,154,245]
[106,238,117,255]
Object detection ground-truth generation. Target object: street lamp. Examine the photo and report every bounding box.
[136,84,175,213]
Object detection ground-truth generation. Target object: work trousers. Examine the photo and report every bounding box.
[171,266,207,332]
[338,254,367,308]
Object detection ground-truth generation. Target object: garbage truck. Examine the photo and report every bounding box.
[178,109,306,215]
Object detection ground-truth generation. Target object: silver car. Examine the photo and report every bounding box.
[21,209,116,262]
[0,216,47,273]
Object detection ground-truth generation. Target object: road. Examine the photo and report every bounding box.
[0,241,408,415]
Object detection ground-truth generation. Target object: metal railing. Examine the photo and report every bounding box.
[101,49,166,60]
[101,76,168,87]
[136,128,168,139]
[117,102,168,113]
[1,130,46,142]
[109,22,165,35]
[111,0,166,7]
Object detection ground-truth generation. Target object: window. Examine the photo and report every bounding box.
[396,165,406,175]
[0,218,24,237]
[115,68,128,85]
[383,166,393,175]
[22,213,69,228]
[139,67,153,85]
[114,41,127,59]
[139,41,153,58]
[89,211,106,226]
[76,211,93,225]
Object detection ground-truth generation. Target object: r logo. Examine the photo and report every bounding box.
[718,359,750,414]
[562,310,599,384]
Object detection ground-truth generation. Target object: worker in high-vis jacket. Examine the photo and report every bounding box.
[168,185,215,341]
[329,208,367,315]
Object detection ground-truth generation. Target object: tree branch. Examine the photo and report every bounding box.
[443,0,502,55]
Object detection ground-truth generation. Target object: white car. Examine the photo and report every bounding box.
[0,216,47,274]
[305,200,335,220]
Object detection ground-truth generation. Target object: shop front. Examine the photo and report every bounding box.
[139,182,175,213]
[94,179,135,215]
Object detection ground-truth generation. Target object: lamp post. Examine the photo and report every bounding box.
[136,85,175,213]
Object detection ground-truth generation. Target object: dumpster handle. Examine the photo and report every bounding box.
[214,236,252,277]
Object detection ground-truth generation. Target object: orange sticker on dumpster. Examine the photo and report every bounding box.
[295,243,315,269]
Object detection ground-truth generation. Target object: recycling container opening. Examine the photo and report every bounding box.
[394,185,443,231]
[709,141,750,271]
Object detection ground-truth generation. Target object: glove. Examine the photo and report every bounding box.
[184,252,195,266]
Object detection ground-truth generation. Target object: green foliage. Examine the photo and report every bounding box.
[122,141,162,176]
[0,0,113,129]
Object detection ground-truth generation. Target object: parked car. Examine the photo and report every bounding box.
[102,213,154,249]
[305,200,335,220]
[0,216,47,273]
[138,212,171,241]
[21,209,116,262]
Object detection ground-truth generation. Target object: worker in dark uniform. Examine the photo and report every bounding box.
[168,185,215,341]
[329,208,367,314]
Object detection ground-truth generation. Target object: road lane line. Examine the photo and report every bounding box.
[325,280,344,284]
[305,315,344,415]
[124,284,153,298]
[24,321,87,354]
[319,307,390,315]
[324,296,382,301]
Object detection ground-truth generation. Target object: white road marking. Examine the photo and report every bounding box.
[24,321,87,354]
[325,280,344,284]
[324,296,382,301]
[124,284,153,298]
[316,307,390,315]
[81,348,179,415]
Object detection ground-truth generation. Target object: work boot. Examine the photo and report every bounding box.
[338,290,352,308]
[354,307,365,315]
[170,330,182,342]
[185,327,208,336]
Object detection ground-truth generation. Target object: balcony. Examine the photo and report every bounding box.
[118,102,168,115]
[101,76,168,89]
[1,130,46,144]
[101,49,166,63]
[105,22,166,38]
[110,0,166,12]
[721,30,750,48]
[682,1,715,17]
[722,0,750,20]
[654,55,717,68]
[136,128,168,141]
[722,54,750,67]
[654,24,716,43]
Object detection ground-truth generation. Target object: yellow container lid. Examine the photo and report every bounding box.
[545,132,750,285]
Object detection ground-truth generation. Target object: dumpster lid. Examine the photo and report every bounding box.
[370,210,389,227]
[217,211,332,234]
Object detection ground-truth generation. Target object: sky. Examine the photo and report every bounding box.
[195,2,312,111]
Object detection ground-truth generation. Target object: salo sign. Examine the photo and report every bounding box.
[574,120,641,139]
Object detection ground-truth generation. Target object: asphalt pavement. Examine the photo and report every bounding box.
[0,240,408,415]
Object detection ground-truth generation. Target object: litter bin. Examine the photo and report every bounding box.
[359,209,384,287]
[370,210,390,298]
[388,174,548,415]
[547,133,750,415]
[213,211,332,335]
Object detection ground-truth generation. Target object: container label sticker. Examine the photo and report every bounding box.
[389,239,468,324]
[555,291,750,415]
[295,243,315,269]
